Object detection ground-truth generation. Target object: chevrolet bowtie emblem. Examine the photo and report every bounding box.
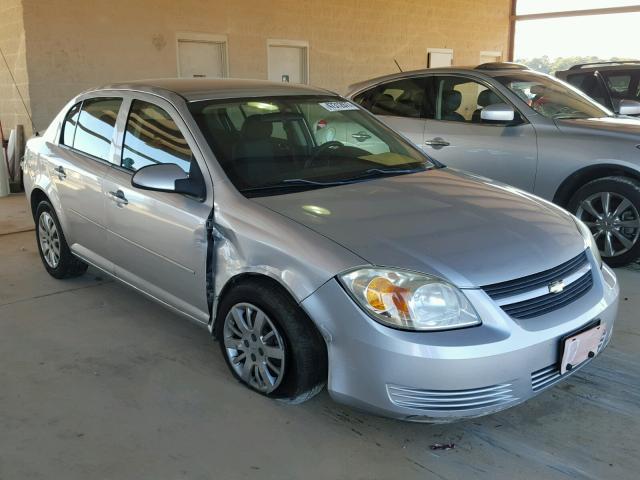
[549,280,565,294]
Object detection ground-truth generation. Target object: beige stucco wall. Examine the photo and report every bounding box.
[0,0,31,137]
[20,0,511,132]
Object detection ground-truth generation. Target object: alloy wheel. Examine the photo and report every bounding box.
[38,211,61,268]
[223,302,286,393]
[577,191,640,258]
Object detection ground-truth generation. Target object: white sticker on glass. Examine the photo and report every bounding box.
[319,101,359,112]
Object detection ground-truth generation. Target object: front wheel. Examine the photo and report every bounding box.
[568,176,640,267]
[216,279,327,403]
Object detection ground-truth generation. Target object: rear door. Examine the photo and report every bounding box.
[352,76,431,149]
[422,75,538,191]
[103,95,212,323]
[52,96,122,267]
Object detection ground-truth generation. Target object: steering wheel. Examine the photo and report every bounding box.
[306,141,344,168]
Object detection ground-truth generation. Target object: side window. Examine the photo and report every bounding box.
[73,97,122,161]
[434,76,507,124]
[61,102,82,147]
[604,73,632,95]
[122,100,193,173]
[566,73,607,106]
[356,78,432,119]
[566,73,587,90]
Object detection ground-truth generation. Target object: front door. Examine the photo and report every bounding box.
[423,75,538,191]
[103,97,211,323]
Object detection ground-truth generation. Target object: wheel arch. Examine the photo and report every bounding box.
[212,272,310,335]
[553,164,640,208]
[29,187,50,220]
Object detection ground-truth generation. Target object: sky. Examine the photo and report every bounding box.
[514,2,640,60]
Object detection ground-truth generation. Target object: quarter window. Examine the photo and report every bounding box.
[73,98,122,161]
[121,100,193,173]
[61,102,82,147]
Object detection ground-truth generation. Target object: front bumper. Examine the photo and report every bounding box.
[300,263,619,422]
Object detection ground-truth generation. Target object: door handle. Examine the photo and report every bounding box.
[351,131,372,142]
[424,138,451,148]
[108,190,129,206]
[54,165,67,180]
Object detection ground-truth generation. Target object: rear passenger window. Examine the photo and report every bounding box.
[73,98,122,161]
[61,102,82,147]
[121,100,192,173]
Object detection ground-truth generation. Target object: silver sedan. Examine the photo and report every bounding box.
[22,79,619,421]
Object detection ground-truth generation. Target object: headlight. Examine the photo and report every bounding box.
[338,268,481,331]
[572,215,602,268]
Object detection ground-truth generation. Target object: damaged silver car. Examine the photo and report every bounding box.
[23,79,619,421]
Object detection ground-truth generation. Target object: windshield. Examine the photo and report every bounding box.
[495,72,612,120]
[189,96,435,197]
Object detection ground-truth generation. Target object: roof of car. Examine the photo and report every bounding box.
[346,64,536,95]
[556,61,640,76]
[95,78,337,101]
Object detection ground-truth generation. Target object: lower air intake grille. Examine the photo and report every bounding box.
[387,384,517,411]
[531,329,607,392]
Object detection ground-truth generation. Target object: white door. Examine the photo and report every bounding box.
[268,45,307,84]
[427,49,453,68]
[178,40,226,78]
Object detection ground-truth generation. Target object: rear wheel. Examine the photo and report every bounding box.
[35,201,88,279]
[568,176,640,267]
[216,279,327,402]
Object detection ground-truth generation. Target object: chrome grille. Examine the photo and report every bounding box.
[482,251,593,319]
[387,384,517,411]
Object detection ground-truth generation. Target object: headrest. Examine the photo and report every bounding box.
[442,90,462,113]
[241,115,273,140]
[477,89,501,107]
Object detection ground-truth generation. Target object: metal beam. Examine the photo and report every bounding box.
[514,5,640,22]
[508,0,516,61]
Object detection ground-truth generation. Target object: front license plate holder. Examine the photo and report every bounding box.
[559,320,603,375]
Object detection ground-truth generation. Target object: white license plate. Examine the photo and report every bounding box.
[560,324,604,375]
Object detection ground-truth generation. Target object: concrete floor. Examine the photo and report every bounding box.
[1,194,639,480]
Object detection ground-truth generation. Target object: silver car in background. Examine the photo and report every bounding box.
[23,79,619,421]
[347,62,640,266]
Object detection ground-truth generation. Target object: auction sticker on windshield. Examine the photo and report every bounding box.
[319,101,359,112]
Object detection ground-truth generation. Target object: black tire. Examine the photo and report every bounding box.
[35,200,88,279]
[215,278,327,403]
[567,176,640,267]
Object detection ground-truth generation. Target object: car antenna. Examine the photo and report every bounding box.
[0,46,37,136]
[393,58,403,73]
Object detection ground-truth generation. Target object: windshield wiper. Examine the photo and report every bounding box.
[240,166,429,195]
[338,166,428,183]
[240,178,344,194]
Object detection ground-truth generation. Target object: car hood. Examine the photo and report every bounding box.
[556,116,640,139]
[252,169,586,288]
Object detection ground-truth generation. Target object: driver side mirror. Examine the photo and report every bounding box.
[617,99,640,116]
[131,163,205,199]
[480,103,516,122]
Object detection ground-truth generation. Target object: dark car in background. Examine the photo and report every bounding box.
[556,61,640,116]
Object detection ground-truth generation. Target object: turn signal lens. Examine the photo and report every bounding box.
[365,276,410,315]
